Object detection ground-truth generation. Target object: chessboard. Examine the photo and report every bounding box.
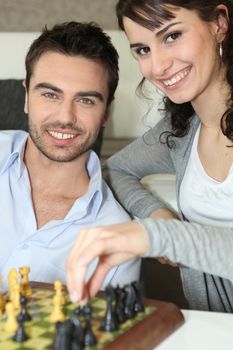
[0,281,184,350]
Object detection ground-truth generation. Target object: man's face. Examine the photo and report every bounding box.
[24,52,109,162]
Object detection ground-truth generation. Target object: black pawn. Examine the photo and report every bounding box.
[53,320,72,350]
[132,281,145,313]
[73,305,83,318]
[83,305,97,347]
[17,295,31,322]
[101,285,118,332]
[123,284,136,319]
[70,314,84,350]
[114,286,126,324]
[13,319,29,343]
[52,321,62,350]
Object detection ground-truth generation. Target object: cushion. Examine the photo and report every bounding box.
[0,79,28,131]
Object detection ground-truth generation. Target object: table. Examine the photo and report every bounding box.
[156,309,233,349]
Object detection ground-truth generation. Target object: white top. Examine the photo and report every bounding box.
[180,125,233,227]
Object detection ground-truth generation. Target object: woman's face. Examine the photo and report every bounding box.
[123,6,225,106]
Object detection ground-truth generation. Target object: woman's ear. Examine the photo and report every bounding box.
[216,4,229,42]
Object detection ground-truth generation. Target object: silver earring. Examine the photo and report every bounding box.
[219,42,223,58]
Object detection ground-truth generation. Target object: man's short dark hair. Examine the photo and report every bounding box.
[25,21,119,105]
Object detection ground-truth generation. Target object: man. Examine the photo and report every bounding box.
[0,22,140,292]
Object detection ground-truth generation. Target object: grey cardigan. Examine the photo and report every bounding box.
[106,115,233,312]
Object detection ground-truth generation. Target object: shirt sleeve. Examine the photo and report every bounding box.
[105,117,176,218]
[140,218,233,283]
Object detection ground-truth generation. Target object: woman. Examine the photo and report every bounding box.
[67,0,233,312]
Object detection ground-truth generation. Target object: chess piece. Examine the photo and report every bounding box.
[17,296,31,322]
[101,285,118,331]
[7,268,19,302]
[50,294,65,323]
[4,302,18,332]
[114,286,126,324]
[123,284,136,319]
[53,320,72,350]
[70,314,84,350]
[13,319,29,342]
[19,266,31,298]
[73,305,83,318]
[54,280,65,305]
[83,305,97,347]
[12,281,21,311]
[0,275,6,318]
[132,281,145,313]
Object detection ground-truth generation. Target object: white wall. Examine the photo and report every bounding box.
[0,31,163,138]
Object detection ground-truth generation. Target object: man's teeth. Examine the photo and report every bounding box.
[163,68,190,86]
[48,131,76,140]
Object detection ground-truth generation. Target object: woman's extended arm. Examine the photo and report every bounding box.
[66,218,233,302]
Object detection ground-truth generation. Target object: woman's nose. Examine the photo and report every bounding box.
[149,48,173,77]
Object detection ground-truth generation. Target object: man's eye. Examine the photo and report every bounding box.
[43,92,58,99]
[132,46,150,59]
[79,98,94,105]
[166,32,181,43]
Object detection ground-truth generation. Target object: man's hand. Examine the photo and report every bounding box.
[66,221,148,302]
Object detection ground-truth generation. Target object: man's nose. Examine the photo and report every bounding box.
[57,99,76,124]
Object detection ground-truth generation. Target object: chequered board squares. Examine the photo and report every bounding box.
[0,287,155,350]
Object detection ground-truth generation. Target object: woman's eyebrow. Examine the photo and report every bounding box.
[129,21,182,49]
[155,22,182,37]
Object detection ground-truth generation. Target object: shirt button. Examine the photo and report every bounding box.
[22,244,29,250]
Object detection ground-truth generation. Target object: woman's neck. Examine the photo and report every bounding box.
[191,69,230,129]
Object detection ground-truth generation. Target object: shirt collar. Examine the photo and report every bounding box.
[0,131,28,179]
[0,131,104,222]
[65,150,104,220]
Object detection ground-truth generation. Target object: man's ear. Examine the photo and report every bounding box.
[101,104,112,127]
[216,4,229,42]
[22,80,28,114]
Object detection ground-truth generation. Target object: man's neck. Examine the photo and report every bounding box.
[24,138,90,199]
[23,138,91,228]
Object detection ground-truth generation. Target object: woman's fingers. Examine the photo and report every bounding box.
[66,221,149,302]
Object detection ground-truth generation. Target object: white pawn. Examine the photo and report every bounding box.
[0,275,5,319]
[54,280,65,305]
[4,302,18,332]
[50,294,65,323]
[8,268,19,302]
[12,282,21,311]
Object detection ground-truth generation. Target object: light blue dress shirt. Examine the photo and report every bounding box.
[0,130,140,292]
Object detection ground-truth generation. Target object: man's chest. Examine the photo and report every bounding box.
[32,192,77,229]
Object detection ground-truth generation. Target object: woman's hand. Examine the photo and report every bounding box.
[66,220,148,302]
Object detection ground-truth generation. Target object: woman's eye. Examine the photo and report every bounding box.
[132,46,150,59]
[166,32,181,43]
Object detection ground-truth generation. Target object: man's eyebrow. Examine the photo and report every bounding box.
[33,82,63,93]
[130,21,182,48]
[76,91,104,102]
